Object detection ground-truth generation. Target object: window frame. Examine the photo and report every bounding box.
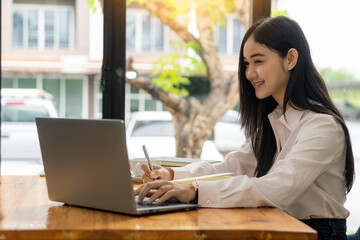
[12,4,75,49]
[126,9,170,53]
[213,13,247,55]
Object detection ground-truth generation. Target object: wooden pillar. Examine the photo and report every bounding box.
[250,0,271,26]
[102,0,126,120]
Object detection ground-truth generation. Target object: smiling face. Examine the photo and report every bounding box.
[243,35,292,108]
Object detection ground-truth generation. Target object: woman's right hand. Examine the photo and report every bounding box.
[140,164,173,183]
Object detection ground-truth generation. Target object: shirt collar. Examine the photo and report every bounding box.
[268,105,306,132]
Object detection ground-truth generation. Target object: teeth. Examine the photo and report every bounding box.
[254,81,264,86]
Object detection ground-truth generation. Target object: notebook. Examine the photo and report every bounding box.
[36,117,199,215]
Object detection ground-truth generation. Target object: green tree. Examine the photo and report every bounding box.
[320,68,358,83]
[271,8,288,17]
[151,41,207,98]
[93,0,249,158]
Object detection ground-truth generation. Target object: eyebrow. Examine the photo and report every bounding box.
[244,53,265,60]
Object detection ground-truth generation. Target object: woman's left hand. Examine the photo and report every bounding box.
[134,180,196,205]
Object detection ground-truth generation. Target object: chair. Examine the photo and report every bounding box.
[348,226,360,240]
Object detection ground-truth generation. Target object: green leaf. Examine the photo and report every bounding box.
[271,8,288,17]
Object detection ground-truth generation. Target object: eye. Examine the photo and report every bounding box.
[244,61,249,68]
[254,60,263,64]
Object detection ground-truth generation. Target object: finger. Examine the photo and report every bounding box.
[136,181,168,203]
[156,189,178,204]
[146,190,156,197]
[147,185,173,204]
[141,163,157,181]
[137,183,153,203]
[147,164,162,179]
[149,170,160,179]
[140,163,151,174]
[134,184,144,195]
[152,164,162,170]
[142,174,154,183]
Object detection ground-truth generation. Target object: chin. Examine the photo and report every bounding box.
[255,93,268,100]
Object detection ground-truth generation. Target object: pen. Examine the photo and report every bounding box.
[142,145,156,180]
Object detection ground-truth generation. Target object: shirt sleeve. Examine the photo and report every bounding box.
[196,114,346,208]
[173,138,257,179]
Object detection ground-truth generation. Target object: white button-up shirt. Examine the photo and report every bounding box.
[173,106,349,219]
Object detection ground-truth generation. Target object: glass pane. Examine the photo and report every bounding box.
[131,120,174,137]
[43,78,61,114]
[130,99,139,112]
[2,78,14,88]
[45,10,55,48]
[28,10,38,47]
[126,13,136,50]
[2,104,49,122]
[65,79,83,118]
[215,25,227,53]
[154,18,164,51]
[3,1,101,175]
[12,10,24,47]
[18,78,36,88]
[145,99,156,111]
[233,18,245,53]
[59,10,70,48]
[130,84,139,94]
[126,2,249,161]
[142,15,151,51]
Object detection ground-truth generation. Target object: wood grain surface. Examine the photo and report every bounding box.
[0,176,317,240]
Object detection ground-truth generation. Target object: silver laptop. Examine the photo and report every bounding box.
[36,117,198,215]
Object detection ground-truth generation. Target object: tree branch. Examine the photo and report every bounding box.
[142,2,200,46]
[195,6,229,88]
[128,77,186,113]
[234,0,250,29]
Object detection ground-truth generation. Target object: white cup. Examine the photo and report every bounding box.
[129,158,162,177]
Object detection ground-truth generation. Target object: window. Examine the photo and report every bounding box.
[18,77,36,88]
[2,104,49,122]
[12,4,74,49]
[214,14,246,55]
[125,83,164,115]
[233,18,246,53]
[126,13,136,51]
[1,78,14,88]
[13,9,24,47]
[214,24,227,53]
[2,0,89,176]
[126,10,169,52]
[43,78,61,114]
[131,120,175,137]
[142,15,164,51]
[65,79,83,118]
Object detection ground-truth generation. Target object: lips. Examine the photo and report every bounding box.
[253,81,265,88]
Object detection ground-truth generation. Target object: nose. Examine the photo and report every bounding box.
[245,65,257,82]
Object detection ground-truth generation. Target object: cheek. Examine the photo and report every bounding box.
[260,63,283,80]
[245,69,250,80]
[255,66,267,79]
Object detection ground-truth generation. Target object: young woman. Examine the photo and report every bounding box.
[135,16,354,240]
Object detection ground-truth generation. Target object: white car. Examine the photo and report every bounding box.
[126,111,245,161]
[1,88,58,161]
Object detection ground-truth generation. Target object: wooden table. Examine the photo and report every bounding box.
[0,176,316,239]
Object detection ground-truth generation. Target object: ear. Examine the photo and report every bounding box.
[286,48,299,71]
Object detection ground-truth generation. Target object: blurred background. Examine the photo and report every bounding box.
[1,0,359,232]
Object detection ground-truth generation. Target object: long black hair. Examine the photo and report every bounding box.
[238,16,354,193]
